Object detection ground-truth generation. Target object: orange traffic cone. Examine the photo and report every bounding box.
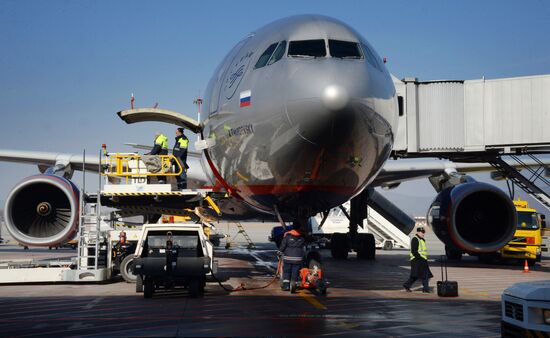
[523,259,530,273]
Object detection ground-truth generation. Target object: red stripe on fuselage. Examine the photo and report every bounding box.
[235,184,357,196]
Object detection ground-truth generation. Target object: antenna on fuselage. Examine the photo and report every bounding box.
[193,95,203,143]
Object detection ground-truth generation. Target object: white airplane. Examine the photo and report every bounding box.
[0,15,537,260]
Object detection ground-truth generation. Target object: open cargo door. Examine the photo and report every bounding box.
[117,108,202,134]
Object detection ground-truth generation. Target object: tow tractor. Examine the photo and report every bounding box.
[133,223,216,298]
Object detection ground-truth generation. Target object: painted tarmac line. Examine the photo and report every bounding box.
[82,297,104,310]
[249,250,277,272]
[298,290,327,310]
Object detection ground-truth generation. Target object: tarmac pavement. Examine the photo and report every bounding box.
[0,222,549,337]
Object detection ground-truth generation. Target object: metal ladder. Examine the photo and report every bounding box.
[77,199,106,270]
[225,222,256,249]
[489,154,550,213]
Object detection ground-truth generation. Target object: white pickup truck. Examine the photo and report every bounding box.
[501,280,550,336]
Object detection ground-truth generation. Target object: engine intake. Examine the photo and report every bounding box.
[3,175,79,247]
[427,182,516,253]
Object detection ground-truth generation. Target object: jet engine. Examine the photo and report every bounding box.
[3,175,80,247]
[427,182,516,253]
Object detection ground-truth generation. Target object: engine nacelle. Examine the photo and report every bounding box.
[3,175,79,247]
[427,182,516,253]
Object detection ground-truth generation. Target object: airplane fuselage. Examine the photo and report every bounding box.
[201,15,397,217]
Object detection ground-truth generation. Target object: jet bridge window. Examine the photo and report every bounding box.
[255,42,278,69]
[329,40,362,58]
[288,39,326,57]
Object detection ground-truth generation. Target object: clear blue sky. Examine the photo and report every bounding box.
[1,0,549,215]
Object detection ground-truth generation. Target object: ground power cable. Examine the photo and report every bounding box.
[209,258,282,293]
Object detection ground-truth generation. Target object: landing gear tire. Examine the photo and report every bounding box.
[356,233,376,260]
[136,275,143,293]
[308,259,321,270]
[290,281,297,294]
[189,278,202,298]
[331,233,349,259]
[120,255,137,283]
[445,246,462,261]
[306,251,322,269]
[143,278,154,299]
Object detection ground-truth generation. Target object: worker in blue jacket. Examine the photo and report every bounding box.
[278,221,306,293]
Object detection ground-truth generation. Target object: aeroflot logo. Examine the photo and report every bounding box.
[223,50,253,100]
[228,66,245,88]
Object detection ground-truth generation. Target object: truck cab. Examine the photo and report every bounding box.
[500,199,547,264]
[133,223,215,298]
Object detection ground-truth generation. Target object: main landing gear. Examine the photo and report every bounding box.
[330,189,376,260]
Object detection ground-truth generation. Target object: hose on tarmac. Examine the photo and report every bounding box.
[210,257,282,293]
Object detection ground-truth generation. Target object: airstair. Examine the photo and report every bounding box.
[488,154,550,213]
[311,199,412,250]
[366,208,411,250]
[224,222,256,249]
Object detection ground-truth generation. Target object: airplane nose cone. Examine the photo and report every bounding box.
[322,85,349,111]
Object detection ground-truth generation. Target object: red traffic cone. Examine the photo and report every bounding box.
[523,259,530,273]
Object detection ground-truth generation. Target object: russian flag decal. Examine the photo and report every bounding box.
[239,90,251,107]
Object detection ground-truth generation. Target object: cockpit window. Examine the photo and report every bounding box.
[329,40,362,59]
[267,40,286,65]
[255,42,278,69]
[361,43,384,71]
[288,39,326,57]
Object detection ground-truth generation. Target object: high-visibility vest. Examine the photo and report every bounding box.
[155,134,168,150]
[410,236,428,260]
[177,137,189,149]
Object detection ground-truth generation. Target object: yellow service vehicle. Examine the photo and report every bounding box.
[499,199,547,263]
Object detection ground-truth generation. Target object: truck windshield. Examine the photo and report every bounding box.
[147,233,199,249]
[517,212,539,230]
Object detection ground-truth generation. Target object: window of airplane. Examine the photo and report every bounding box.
[288,39,326,57]
[361,43,384,71]
[267,40,287,65]
[254,42,278,69]
[398,96,404,116]
[329,40,362,59]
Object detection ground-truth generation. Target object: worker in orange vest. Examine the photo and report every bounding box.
[278,220,306,293]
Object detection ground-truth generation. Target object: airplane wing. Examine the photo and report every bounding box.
[0,149,100,172]
[0,149,209,187]
[371,156,550,188]
[1,149,547,185]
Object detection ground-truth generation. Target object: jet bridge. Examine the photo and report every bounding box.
[392,74,550,212]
